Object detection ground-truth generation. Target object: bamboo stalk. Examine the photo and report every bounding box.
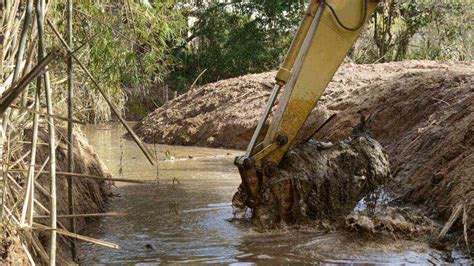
[0,50,59,114]
[12,0,33,81]
[56,171,151,184]
[438,204,463,240]
[7,171,72,233]
[0,1,5,80]
[33,222,120,249]
[14,0,33,108]
[1,1,21,82]
[4,205,21,226]
[33,156,51,199]
[35,0,57,264]
[34,212,124,219]
[21,242,36,266]
[190,68,207,90]
[20,20,38,85]
[24,229,50,263]
[20,70,40,227]
[8,169,151,184]
[462,205,470,253]
[46,19,156,166]
[10,105,84,124]
[0,117,5,223]
[66,0,77,260]
[17,141,48,145]
[6,150,30,170]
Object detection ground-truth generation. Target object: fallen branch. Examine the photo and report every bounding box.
[10,105,85,124]
[8,169,152,184]
[462,204,471,253]
[190,68,207,90]
[32,223,119,249]
[438,204,463,240]
[34,212,124,219]
[305,113,337,142]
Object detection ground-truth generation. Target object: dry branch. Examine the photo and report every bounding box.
[0,50,59,114]
[34,212,124,219]
[33,222,120,249]
[8,169,152,184]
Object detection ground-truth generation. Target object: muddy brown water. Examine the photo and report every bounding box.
[78,124,460,264]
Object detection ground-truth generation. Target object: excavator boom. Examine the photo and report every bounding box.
[235,0,379,225]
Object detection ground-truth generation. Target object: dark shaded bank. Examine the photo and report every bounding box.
[2,127,112,264]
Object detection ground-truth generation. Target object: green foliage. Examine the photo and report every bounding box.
[352,0,472,63]
[407,1,473,61]
[169,0,306,92]
[173,0,472,92]
[51,0,186,122]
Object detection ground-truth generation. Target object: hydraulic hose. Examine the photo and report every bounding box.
[322,0,368,31]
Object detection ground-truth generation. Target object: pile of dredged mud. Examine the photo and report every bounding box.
[135,60,473,241]
[2,127,112,264]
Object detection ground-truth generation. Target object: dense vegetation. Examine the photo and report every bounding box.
[44,0,473,121]
[353,0,472,63]
[169,1,306,91]
[49,1,186,121]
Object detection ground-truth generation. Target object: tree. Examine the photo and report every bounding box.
[362,0,472,63]
[50,0,186,121]
[169,0,307,92]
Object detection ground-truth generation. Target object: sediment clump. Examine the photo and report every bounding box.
[344,207,436,237]
[136,60,473,241]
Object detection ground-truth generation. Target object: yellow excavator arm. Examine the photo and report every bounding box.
[235,0,379,224]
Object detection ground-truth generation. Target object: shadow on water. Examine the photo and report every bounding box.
[78,124,460,264]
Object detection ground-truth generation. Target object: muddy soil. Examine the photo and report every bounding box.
[2,127,113,264]
[312,62,473,240]
[234,131,392,227]
[134,71,276,148]
[135,60,473,244]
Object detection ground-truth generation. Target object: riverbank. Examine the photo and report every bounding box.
[1,127,112,264]
[135,60,473,250]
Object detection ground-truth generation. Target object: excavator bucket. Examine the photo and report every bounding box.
[235,0,380,226]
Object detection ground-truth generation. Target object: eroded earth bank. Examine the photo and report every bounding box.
[1,127,112,264]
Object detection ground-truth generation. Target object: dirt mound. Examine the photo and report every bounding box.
[136,60,473,239]
[311,62,473,233]
[134,71,276,148]
[135,61,469,150]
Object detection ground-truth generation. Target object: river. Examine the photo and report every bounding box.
[77,124,458,264]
